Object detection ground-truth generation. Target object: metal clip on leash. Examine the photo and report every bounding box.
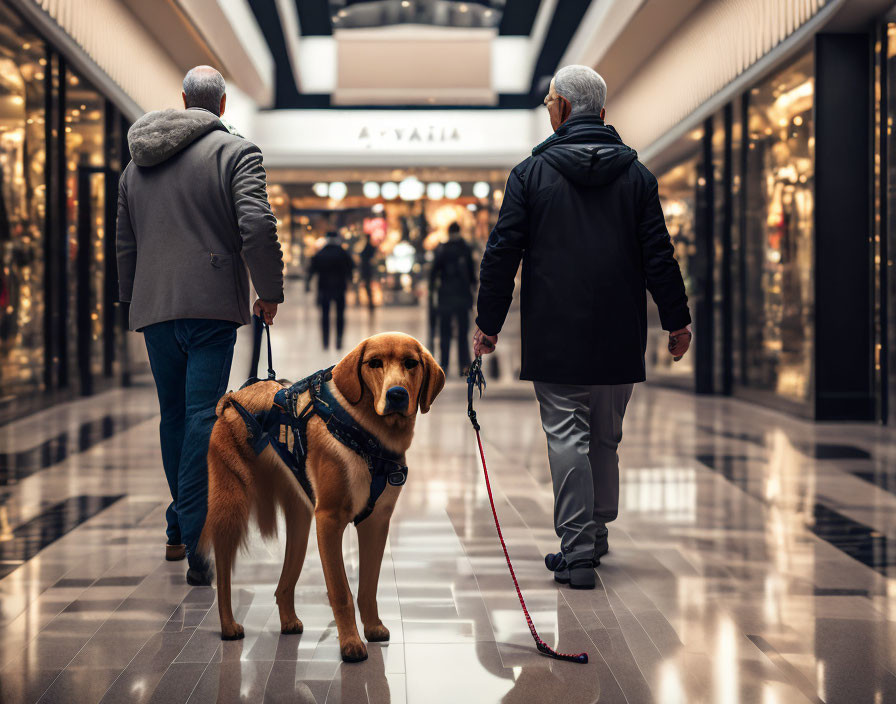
[465,355,588,665]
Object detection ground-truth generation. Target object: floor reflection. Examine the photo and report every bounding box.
[0,285,895,702]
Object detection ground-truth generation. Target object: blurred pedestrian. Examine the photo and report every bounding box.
[307,231,354,350]
[474,65,691,589]
[430,222,475,376]
[359,234,377,312]
[116,66,283,586]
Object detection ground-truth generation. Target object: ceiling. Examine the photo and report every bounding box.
[247,0,591,108]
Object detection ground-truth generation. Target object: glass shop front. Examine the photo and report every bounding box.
[0,0,130,412]
[267,170,507,308]
[647,52,816,411]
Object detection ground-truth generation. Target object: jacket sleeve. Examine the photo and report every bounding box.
[232,143,284,303]
[115,170,136,303]
[637,167,691,331]
[475,166,528,336]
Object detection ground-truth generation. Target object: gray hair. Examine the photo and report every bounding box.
[553,65,607,117]
[182,66,225,115]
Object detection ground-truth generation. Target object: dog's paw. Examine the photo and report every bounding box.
[221,623,244,641]
[340,637,368,663]
[280,617,304,635]
[364,623,390,642]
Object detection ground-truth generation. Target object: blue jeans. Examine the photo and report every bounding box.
[144,319,237,569]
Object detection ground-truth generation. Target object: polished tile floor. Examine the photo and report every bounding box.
[2,287,896,703]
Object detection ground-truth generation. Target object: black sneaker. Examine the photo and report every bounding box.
[567,560,596,590]
[546,550,602,570]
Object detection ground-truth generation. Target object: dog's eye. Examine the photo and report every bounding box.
[403,358,419,370]
[367,359,383,369]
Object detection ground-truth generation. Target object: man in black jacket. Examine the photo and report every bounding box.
[307,231,355,350]
[429,222,476,375]
[474,65,691,590]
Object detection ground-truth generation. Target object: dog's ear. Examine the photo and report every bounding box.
[333,340,366,405]
[418,344,445,414]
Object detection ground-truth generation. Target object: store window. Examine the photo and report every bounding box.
[649,153,699,386]
[885,24,896,423]
[64,68,106,387]
[0,7,46,400]
[741,52,814,402]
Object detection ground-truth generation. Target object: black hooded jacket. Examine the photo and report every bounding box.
[476,116,691,385]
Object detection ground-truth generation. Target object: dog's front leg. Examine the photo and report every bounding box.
[356,490,398,643]
[316,508,367,662]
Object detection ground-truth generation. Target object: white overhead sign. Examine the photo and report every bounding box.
[254,109,551,168]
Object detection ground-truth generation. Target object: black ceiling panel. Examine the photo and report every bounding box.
[499,0,540,35]
[299,0,335,35]
[248,0,303,104]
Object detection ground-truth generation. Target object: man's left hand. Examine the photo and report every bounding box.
[473,328,498,356]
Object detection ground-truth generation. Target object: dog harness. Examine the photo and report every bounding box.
[229,367,408,525]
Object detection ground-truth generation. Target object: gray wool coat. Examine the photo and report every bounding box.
[116,108,284,331]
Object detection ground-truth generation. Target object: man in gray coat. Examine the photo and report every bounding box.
[116,66,284,585]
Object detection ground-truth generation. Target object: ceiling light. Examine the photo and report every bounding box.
[312,182,329,197]
[381,182,399,200]
[401,0,410,6]
[399,177,425,201]
[467,204,477,212]
[328,182,347,201]
[444,181,462,199]
[372,202,385,213]
[459,4,468,12]
[338,9,347,17]
[362,182,380,199]
[472,181,490,199]
[426,182,445,200]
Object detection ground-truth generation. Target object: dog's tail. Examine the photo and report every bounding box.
[198,398,256,558]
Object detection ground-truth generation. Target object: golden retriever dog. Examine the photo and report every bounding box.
[199,332,445,662]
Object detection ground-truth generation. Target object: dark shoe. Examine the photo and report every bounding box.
[186,566,213,586]
[567,560,596,590]
[165,544,186,562]
[545,552,566,573]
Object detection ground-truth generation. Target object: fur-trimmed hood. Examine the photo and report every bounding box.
[127,108,226,167]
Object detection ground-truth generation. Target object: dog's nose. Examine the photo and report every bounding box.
[385,386,409,412]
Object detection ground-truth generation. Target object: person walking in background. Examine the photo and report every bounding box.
[473,65,691,590]
[430,222,475,376]
[359,234,377,312]
[116,66,283,586]
[307,231,354,350]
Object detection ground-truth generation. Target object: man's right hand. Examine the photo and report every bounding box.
[253,299,278,325]
[473,328,498,356]
[668,326,691,360]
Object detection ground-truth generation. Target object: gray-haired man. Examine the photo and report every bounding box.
[474,65,691,589]
[117,66,284,585]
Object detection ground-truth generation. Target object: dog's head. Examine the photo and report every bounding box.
[332,332,445,419]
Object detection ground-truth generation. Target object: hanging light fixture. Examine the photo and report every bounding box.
[328,182,348,201]
[381,182,399,200]
[312,182,329,197]
[399,177,424,201]
[426,182,445,200]
[362,181,380,199]
[472,181,490,199]
[444,181,462,199]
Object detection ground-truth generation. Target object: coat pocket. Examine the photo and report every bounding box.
[209,252,234,269]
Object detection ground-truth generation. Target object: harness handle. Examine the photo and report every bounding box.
[250,314,277,381]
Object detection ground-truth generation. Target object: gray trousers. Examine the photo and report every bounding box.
[533,382,634,565]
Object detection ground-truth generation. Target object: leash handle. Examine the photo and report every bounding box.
[251,314,277,381]
[465,353,588,665]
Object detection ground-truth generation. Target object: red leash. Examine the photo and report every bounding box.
[467,357,588,665]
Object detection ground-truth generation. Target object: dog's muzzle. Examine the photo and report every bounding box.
[385,386,409,413]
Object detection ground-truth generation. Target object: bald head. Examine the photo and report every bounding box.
[182,66,226,116]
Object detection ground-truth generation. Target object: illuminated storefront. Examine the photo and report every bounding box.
[268,170,506,307]
[0,0,129,412]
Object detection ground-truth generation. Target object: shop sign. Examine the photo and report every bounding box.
[357,125,461,149]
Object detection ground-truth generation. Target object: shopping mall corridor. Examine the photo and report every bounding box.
[2,285,896,704]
